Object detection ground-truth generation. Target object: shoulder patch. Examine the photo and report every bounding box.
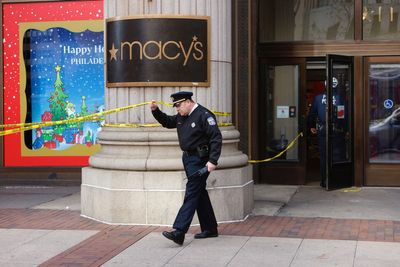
[207,117,216,126]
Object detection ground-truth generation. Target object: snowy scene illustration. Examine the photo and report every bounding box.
[29,27,104,151]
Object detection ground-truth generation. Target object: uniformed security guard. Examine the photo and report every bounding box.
[308,92,329,187]
[150,91,222,245]
[308,88,346,188]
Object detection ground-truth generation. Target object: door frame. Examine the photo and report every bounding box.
[256,57,307,184]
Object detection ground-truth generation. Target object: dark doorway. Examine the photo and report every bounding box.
[305,59,326,184]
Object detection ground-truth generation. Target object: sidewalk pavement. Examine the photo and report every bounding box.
[1,184,400,266]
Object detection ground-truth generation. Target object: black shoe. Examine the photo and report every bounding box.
[162,230,185,245]
[194,230,218,239]
[320,181,326,187]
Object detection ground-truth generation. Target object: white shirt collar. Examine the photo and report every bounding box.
[189,103,198,116]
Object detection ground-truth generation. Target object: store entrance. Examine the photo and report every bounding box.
[257,56,354,188]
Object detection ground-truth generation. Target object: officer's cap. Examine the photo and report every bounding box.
[170,91,193,107]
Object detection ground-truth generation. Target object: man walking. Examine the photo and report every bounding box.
[150,91,222,245]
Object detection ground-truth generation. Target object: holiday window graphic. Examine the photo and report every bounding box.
[3,1,104,166]
[26,27,104,151]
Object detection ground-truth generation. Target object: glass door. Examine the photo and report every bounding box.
[257,58,307,184]
[365,57,400,186]
[326,55,354,190]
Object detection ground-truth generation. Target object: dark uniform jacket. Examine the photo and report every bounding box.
[152,104,222,165]
[307,92,343,136]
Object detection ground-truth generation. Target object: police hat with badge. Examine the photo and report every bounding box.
[171,91,193,107]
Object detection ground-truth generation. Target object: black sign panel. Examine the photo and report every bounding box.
[106,16,210,87]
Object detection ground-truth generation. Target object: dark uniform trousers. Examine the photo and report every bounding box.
[173,153,218,233]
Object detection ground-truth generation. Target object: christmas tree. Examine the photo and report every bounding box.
[48,65,68,121]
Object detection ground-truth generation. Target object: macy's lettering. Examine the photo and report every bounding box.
[108,36,204,66]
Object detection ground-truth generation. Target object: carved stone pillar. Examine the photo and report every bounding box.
[81,0,253,225]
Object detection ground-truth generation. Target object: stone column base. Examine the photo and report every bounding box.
[81,165,253,225]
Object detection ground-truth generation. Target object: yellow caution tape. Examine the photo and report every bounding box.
[155,101,232,117]
[342,187,361,193]
[0,116,104,129]
[1,97,297,164]
[248,132,304,164]
[104,122,233,128]
[104,123,160,128]
[217,122,233,127]
[212,111,232,116]
[0,101,232,136]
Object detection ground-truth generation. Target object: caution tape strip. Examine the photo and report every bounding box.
[341,187,361,193]
[104,122,233,128]
[0,102,150,129]
[0,101,232,136]
[0,98,302,164]
[248,132,304,164]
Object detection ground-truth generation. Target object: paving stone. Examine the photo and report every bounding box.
[0,229,96,266]
[291,239,357,267]
[354,241,400,267]
[228,236,301,267]
[165,235,249,267]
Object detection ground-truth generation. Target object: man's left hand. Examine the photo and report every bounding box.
[206,162,217,172]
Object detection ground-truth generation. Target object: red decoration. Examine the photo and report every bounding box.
[41,111,52,122]
[52,134,64,142]
[44,141,57,149]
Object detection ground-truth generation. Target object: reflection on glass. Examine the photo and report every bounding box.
[368,63,400,163]
[264,65,299,161]
[259,0,354,42]
[363,1,400,40]
[330,67,352,163]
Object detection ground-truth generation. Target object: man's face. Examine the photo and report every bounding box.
[175,100,192,116]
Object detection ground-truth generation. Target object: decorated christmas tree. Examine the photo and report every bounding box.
[48,65,68,121]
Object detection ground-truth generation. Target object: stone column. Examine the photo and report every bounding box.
[81,0,253,225]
